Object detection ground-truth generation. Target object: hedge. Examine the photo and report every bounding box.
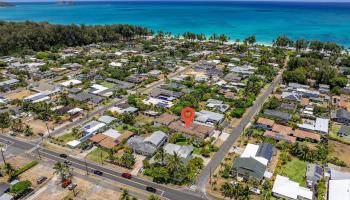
[14,160,38,177]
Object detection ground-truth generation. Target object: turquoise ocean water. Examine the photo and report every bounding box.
[1,1,350,46]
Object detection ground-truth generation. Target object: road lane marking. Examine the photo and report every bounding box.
[37,150,166,196]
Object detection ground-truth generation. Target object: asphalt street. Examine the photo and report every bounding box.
[0,126,204,200]
[196,71,283,194]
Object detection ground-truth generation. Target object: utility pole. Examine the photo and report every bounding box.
[209,166,212,187]
[36,148,41,160]
[84,158,89,175]
[0,148,6,165]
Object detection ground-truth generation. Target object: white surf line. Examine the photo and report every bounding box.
[37,149,166,196]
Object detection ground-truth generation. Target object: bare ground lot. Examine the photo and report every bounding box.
[5,89,34,100]
[329,140,350,167]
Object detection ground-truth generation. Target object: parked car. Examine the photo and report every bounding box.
[68,183,77,190]
[146,186,157,193]
[62,179,72,188]
[94,170,103,176]
[59,154,68,158]
[36,176,47,184]
[122,173,132,179]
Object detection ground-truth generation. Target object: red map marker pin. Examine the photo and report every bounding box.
[181,107,195,128]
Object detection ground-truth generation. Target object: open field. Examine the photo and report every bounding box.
[86,148,109,163]
[329,140,350,166]
[5,89,34,100]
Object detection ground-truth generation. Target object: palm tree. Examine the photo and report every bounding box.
[166,152,181,175]
[53,162,69,182]
[3,163,16,179]
[11,118,24,133]
[24,125,33,136]
[154,147,165,166]
[119,188,130,200]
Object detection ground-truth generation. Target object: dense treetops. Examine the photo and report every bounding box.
[0,21,151,55]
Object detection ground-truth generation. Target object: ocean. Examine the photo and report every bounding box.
[1,1,350,46]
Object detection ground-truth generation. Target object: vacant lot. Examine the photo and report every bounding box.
[281,157,307,186]
[86,148,109,163]
[329,140,350,166]
[5,89,33,100]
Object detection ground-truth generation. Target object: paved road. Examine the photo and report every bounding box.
[0,134,204,200]
[196,71,283,195]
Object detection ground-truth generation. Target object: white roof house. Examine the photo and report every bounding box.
[67,140,81,148]
[272,175,313,200]
[90,84,108,94]
[23,92,50,103]
[297,118,329,134]
[328,179,350,200]
[80,121,106,135]
[60,79,82,87]
[240,144,269,166]
[164,143,193,160]
[102,129,121,139]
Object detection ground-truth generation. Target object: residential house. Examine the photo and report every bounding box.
[150,88,183,100]
[127,131,167,157]
[60,79,82,87]
[98,115,117,125]
[0,79,19,91]
[332,109,350,125]
[272,175,313,200]
[306,164,323,187]
[328,179,350,200]
[293,129,321,142]
[80,120,106,136]
[163,143,193,164]
[126,74,147,84]
[168,121,215,139]
[206,99,230,113]
[264,109,292,122]
[105,78,135,89]
[318,84,330,94]
[109,103,138,114]
[23,92,50,103]
[297,118,329,134]
[195,110,224,126]
[154,113,180,126]
[281,91,301,102]
[264,124,296,143]
[256,118,275,130]
[338,125,350,140]
[232,143,274,181]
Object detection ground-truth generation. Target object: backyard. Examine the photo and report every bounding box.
[281,157,307,186]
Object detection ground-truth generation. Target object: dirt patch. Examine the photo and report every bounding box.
[329,140,350,166]
[23,117,54,136]
[19,163,55,188]
[5,89,34,100]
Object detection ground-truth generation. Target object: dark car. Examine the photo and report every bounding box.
[36,176,47,184]
[146,186,157,193]
[94,170,103,176]
[122,173,132,179]
[59,154,68,158]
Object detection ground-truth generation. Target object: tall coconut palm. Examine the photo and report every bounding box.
[154,147,165,166]
[166,152,181,176]
[53,161,68,182]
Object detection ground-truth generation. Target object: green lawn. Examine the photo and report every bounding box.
[86,148,109,163]
[281,158,307,186]
[100,81,116,89]
[56,132,79,143]
[176,141,189,146]
[193,147,202,155]
[135,115,154,125]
